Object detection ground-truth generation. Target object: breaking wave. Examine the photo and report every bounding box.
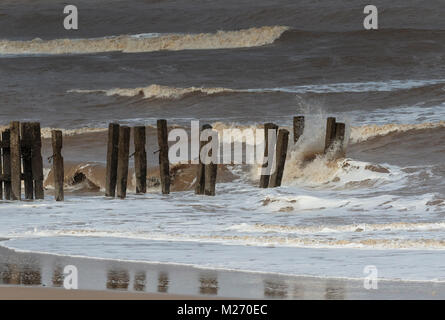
[69,84,239,100]
[11,228,445,250]
[0,26,289,55]
[350,121,445,143]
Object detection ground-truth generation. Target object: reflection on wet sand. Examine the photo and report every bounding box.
[199,274,218,295]
[133,271,146,292]
[106,269,130,290]
[1,264,41,286]
[264,280,288,298]
[157,272,169,293]
[1,246,442,299]
[324,281,346,300]
[52,265,64,287]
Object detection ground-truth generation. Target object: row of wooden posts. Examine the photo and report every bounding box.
[0,117,345,201]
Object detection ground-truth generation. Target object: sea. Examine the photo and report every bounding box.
[0,0,444,282]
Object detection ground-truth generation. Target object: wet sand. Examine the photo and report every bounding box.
[0,245,444,300]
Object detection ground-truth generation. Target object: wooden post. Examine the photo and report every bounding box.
[21,123,34,200]
[259,123,278,188]
[195,124,212,195]
[324,117,337,152]
[105,123,120,197]
[116,126,131,199]
[51,130,64,201]
[30,122,44,200]
[133,126,147,194]
[293,116,305,143]
[204,126,218,196]
[269,129,289,188]
[0,133,2,200]
[157,120,170,195]
[10,122,21,200]
[2,130,11,200]
[335,122,346,158]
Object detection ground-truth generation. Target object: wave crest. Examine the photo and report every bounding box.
[0,26,289,55]
[69,84,238,100]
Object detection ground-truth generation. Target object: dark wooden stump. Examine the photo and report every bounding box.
[30,123,44,200]
[324,117,337,152]
[10,122,21,200]
[21,123,34,200]
[259,123,278,188]
[116,126,131,199]
[293,116,305,143]
[204,127,218,196]
[269,129,289,188]
[133,126,147,194]
[195,124,212,195]
[2,130,11,200]
[105,123,120,197]
[51,130,64,201]
[157,120,170,195]
[335,122,346,158]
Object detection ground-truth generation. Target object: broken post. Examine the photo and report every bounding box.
[10,122,21,200]
[116,126,131,199]
[195,124,212,195]
[30,122,44,199]
[259,123,278,188]
[204,126,218,196]
[21,123,34,200]
[324,117,337,152]
[133,126,147,194]
[157,119,170,195]
[2,130,11,200]
[51,130,64,201]
[269,129,289,188]
[293,116,305,143]
[105,123,120,197]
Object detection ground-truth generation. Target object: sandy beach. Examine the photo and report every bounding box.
[0,245,444,300]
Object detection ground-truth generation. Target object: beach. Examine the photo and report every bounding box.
[0,0,444,300]
[1,246,444,300]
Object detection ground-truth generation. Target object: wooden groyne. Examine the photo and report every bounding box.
[0,116,346,201]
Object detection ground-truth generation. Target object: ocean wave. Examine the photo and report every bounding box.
[227,222,445,235]
[350,121,445,143]
[10,228,445,250]
[68,78,445,101]
[0,26,289,55]
[69,84,239,100]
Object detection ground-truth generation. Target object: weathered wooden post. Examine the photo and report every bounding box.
[10,122,21,200]
[0,133,3,200]
[105,123,120,197]
[133,126,147,194]
[51,130,64,201]
[204,126,218,196]
[335,122,346,158]
[324,117,337,152]
[269,129,289,188]
[259,123,278,188]
[0,136,2,200]
[157,119,170,195]
[116,126,130,199]
[2,129,11,200]
[30,122,44,199]
[293,116,305,143]
[21,123,34,200]
[195,124,212,195]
